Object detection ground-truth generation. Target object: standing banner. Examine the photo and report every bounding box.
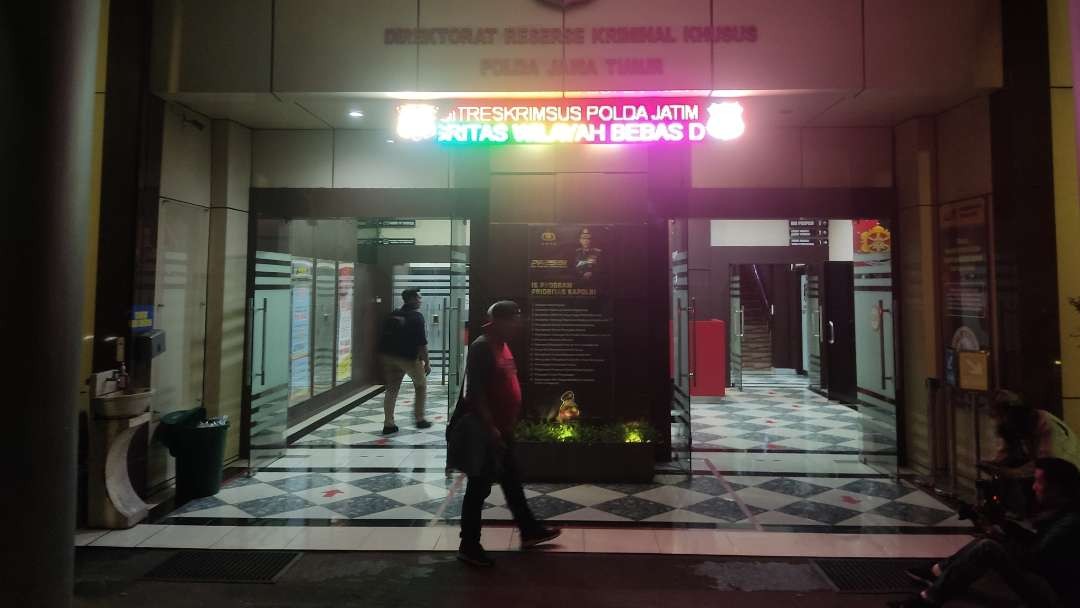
[938,198,992,387]
[527,225,615,421]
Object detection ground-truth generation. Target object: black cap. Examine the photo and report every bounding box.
[485,300,521,326]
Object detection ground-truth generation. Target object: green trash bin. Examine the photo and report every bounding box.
[160,407,229,501]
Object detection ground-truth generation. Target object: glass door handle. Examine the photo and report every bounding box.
[257,297,268,383]
[689,297,697,387]
[442,299,449,386]
[246,298,254,387]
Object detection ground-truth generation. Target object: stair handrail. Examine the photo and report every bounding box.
[750,264,771,328]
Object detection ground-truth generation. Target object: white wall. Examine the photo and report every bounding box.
[249,124,895,196]
[864,0,1001,90]
[712,0,863,90]
[710,220,790,246]
[212,121,252,210]
[252,130,333,187]
[803,128,893,188]
[692,126,893,188]
[152,0,273,94]
[273,0,417,93]
[334,131,449,188]
[251,129,460,188]
[828,219,854,261]
[155,0,1001,95]
[937,97,993,203]
[381,219,470,246]
[160,103,212,205]
[692,127,802,188]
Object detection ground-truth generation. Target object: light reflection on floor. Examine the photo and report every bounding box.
[83,377,970,554]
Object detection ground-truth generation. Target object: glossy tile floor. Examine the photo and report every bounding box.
[292,384,452,448]
[740,368,813,389]
[692,387,898,454]
[80,380,971,556]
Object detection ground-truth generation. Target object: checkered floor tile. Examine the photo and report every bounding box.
[167,470,964,529]
[297,381,896,456]
[291,382,451,448]
[175,371,941,532]
[689,387,897,454]
[741,368,812,389]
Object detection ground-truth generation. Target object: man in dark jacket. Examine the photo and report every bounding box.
[378,289,431,435]
[893,457,1080,607]
[456,300,559,567]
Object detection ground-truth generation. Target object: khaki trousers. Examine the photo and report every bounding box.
[382,355,427,425]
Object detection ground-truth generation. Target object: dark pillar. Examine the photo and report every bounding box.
[92,0,162,374]
[990,0,1062,413]
[0,2,102,606]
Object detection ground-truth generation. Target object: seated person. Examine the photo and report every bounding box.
[982,390,1080,476]
[891,458,1080,607]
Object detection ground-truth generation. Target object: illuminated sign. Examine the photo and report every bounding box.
[396,99,746,145]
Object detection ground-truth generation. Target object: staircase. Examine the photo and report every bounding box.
[738,266,773,370]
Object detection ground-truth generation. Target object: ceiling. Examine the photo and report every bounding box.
[167,88,992,132]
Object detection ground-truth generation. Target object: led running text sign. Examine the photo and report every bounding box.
[395,99,746,145]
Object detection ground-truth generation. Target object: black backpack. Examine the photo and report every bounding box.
[378,310,408,354]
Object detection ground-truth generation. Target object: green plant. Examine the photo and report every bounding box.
[514,419,657,444]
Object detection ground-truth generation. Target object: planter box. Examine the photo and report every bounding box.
[514,441,655,483]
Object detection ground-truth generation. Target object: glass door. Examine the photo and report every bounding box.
[312,259,337,395]
[447,218,470,414]
[852,217,898,474]
[669,218,692,471]
[248,247,292,471]
[807,264,824,394]
[729,265,743,391]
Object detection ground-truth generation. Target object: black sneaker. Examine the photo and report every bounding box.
[521,527,561,549]
[904,565,936,587]
[381,424,399,435]
[457,543,494,567]
[415,420,433,430]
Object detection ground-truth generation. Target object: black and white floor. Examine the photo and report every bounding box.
[80,373,971,557]
[692,387,898,454]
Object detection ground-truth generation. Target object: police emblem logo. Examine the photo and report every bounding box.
[541,230,557,242]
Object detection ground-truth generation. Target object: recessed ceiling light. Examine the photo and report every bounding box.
[348,110,364,118]
[386,139,395,144]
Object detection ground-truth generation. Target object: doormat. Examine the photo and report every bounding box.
[813,558,930,593]
[143,550,301,584]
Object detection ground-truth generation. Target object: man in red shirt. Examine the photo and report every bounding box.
[458,301,560,567]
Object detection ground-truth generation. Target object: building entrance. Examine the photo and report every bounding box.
[672,218,900,478]
[149,203,962,539]
[245,216,469,472]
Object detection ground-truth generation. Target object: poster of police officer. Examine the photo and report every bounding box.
[526,225,614,422]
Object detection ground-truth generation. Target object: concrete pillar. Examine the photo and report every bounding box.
[1050,0,1080,428]
[0,1,102,606]
[894,117,940,475]
[205,120,252,459]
